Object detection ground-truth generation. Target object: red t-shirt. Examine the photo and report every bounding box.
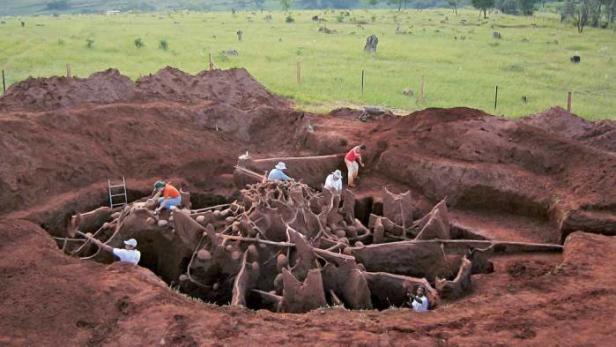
[345,148,360,162]
[163,184,180,199]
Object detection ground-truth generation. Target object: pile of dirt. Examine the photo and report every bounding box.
[0,68,303,219]
[0,67,290,112]
[0,69,136,111]
[521,106,616,153]
[136,67,290,110]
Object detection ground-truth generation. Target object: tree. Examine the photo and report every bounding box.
[609,0,616,23]
[46,0,70,10]
[496,0,519,14]
[561,0,576,21]
[384,0,408,11]
[280,0,293,11]
[518,0,539,15]
[472,0,495,18]
[588,0,601,26]
[575,0,590,32]
[448,0,461,14]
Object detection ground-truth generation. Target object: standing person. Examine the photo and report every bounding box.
[82,233,141,265]
[407,286,429,312]
[345,145,366,188]
[324,169,343,194]
[153,180,182,214]
[268,162,293,182]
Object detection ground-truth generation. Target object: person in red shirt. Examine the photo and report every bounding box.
[345,144,366,188]
[153,180,182,214]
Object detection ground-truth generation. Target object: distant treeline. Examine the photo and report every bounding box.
[1,0,611,24]
[44,0,459,12]
[560,0,616,31]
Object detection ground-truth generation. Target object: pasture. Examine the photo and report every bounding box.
[0,8,614,118]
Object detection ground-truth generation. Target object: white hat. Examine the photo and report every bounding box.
[275,162,287,170]
[124,239,137,247]
[333,170,342,179]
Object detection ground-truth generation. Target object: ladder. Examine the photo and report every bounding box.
[108,177,128,209]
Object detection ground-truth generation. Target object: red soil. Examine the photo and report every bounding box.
[2,220,614,346]
[1,68,616,345]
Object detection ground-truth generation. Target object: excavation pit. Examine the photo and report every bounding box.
[57,180,564,313]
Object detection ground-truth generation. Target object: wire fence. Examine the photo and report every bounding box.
[0,64,611,119]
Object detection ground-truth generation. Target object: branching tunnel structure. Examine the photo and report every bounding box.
[59,154,563,313]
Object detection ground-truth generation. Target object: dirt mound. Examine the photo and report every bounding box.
[0,68,303,218]
[522,106,616,153]
[0,67,289,112]
[0,69,136,111]
[136,67,290,110]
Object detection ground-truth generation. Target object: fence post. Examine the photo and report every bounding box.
[361,69,364,95]
[66,64,71,79]
[417,77,425,104]
[296,61,301,85]
[2,70,5,94]
[567,91,572,112]
[494,85,498,111]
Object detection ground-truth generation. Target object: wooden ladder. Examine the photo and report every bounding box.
[108,177,128,209]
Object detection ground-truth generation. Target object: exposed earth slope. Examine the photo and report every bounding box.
[1,68,615,345]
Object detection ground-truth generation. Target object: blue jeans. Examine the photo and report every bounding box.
[159,196,182,210]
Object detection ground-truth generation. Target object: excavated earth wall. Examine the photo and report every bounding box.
[1,68,616,345]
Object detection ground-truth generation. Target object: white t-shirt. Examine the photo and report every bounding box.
[412,296,429,312]
[324,174,342,193]
[112,248,141,265]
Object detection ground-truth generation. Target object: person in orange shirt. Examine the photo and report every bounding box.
[153,180,182,214]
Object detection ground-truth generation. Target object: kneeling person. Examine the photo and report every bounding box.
[324,169,343,194]
[408,286,429,312]
[153,180,182,214]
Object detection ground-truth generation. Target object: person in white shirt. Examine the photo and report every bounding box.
[324,169,343,194]
[83,233,141,265]
[408,286,429,312]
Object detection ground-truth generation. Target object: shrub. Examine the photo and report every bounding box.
[46,0,70,11]
[85,38,94,48]
[285,15,294,23]
[159,39,168,50]
[134,38,144,48]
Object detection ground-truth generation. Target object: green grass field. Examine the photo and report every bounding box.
[1,9,615,119]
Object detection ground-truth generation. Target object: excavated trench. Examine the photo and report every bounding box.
[38,153,572,314]
[48,175,564,314]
